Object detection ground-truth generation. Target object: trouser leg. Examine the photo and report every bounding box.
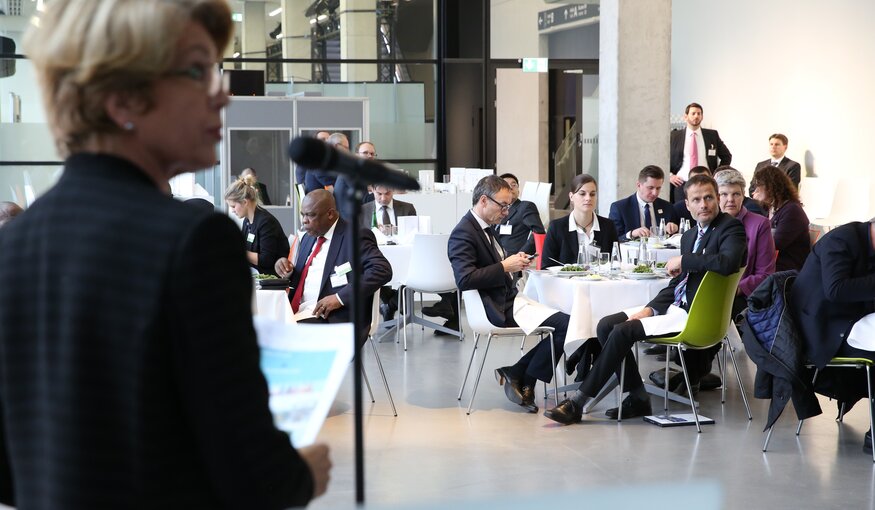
[511,312,569,383]
[579,312,646,397]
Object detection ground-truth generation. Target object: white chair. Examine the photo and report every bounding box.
[399,234,463,350]
[362,291,397,416]
[457,289,560,415]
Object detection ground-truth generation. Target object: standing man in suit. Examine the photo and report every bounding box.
[791,218,875,453]
[546,175,747,424]
[295,130,330,189]
[275,190,391,342]
[495,173,545,255]
[669,102,732,203]
[448,175,570,414]
[751,133,801,191]
[334,140,380,220]
[360,185,416,321]
[609,165,680,242]
[304,132,348,194]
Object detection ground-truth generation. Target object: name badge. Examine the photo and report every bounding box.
[246,233,255,243]
[708,149,716,157]
[334,261,352,276]
[499,224,513,236]
[330,273,348,287]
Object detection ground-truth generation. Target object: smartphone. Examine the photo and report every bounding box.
[525,253,538,260]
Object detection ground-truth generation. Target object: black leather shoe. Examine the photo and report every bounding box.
[494,367,524,405]
[434,321,459,336]
[699,372,722,391]
[675,381,700,398]
[521,386,538,413]
[605,396,653,419]
[648,369,683,390]
[865,430,872,455]
[643,345,667,355]
[422,304,454,319]
[544,398,583,425]
[380,303,395,322]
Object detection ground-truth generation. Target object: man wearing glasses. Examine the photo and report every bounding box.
[448,175,570,413]
[333,140,380,218]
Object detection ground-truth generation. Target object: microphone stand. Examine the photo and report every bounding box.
[339,176,367,505]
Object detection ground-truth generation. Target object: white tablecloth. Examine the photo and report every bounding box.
[523,271,671,352]
[255,288,296,324]
[378,243,413,287]
[619,242,680,264]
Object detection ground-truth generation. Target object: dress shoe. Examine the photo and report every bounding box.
[422,303,454,319]
[605,396,653,419]
[699,372,722,391]
[675,380,700,398]
[379,303,395,322]
[494,367,524,405]
[544,398,583,425]
[434,321,459,336]
[521,386,538,413]
[648,369,683,391]
[643,344,667,355]
[865,429,872,455]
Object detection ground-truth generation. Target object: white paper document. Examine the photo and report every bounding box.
[254,318,354,447]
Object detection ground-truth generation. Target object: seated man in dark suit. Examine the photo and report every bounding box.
[546,175,747,424]
[791,218,875,452]
[751,133,801,191]
[673,165,711,224]
[609,165,680,242]
[448,175,570,414]
[495,173,545,255]
[360,185,417,321]
[275,190,391,342]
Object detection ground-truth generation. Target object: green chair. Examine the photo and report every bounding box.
[637,268,751,432]
[762,357,875,462]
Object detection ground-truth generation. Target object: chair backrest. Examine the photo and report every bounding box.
[462,289,500,334]
[533,232,546,270]
[676,268,744,348]
[534,182,551,226]
[404,233,457,292]
[368,290,380,337]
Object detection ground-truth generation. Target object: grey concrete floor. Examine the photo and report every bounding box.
[309,311,875,510]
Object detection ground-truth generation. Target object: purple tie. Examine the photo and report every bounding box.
[672,227,706,307]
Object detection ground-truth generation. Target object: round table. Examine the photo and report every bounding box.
[619,242,680,264]
[255,288,296,324]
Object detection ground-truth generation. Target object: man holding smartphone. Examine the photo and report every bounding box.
[448,175,570,414]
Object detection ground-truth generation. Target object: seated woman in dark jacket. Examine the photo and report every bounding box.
[542,174,618,268]
[225,175,289,275]
[751,165,810,271]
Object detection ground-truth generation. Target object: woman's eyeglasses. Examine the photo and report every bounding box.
[164,63,229,96]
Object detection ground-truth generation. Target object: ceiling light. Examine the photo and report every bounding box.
[269,7,282,17]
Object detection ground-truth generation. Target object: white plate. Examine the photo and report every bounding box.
[623,272,660,280]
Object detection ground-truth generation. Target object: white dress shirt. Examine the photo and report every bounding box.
[471,208,504,259]
[294,219,339,321]
[678,127,707,181]
[569,212,601,258]
[629,194,657,240]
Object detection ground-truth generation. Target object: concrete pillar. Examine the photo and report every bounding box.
[282,0,312,82]
[242,1,267,72]
[598,0,672,215]
[340,0,377,82]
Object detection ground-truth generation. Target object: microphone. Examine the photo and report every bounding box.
[288,137,420,191]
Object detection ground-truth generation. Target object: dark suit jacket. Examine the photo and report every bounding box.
[790,222,875,368]
[304,169,336,194]
[448,211,516,327]
[494,199,545,255]
[752,157,802,192]
[290,218,392,335]
[242,206,289,275]
[669,127,732,201]
[541,214,619,268]
[360,199,417,229]
[332,176,379,221]
[647,212,747,314]
[0,153,314,509]
[609,193,679,242]
[255,181,271,206]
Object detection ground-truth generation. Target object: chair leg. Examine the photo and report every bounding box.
[837,402,846,422]
[866,365,875,463]
[519,336,526,352]
[418,292,424,332]
[797,368,820,436]
[618,357,626,422]
[726,338,753,420]
[548,331,559,406]
[663,346,671,412]
[457,333,480,400]
[400,287,408,350]
[369,336,397,417]
[362,364,375,403]
[720,341,728,404]
[456,291,464,341]
[676,346,701,433]
[763,426,774,452]
[466,334,494,415]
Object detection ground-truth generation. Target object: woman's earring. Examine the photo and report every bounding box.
[123,121,135,131]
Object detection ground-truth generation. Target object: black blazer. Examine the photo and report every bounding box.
[255,181,271,205]
[0,153,315,508]
[290,218,392,333]
[669,127,732,202]
[448,211,516,327]
[609,193,679,242]
[541,214,619,268]
[751,157,802,192]
[647,212,747,314]
[242,206,289,275]
[790,222,875,369]
[494,199,545,255]
[360,199,417,229]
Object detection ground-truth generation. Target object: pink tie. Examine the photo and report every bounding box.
[690,132,699,168]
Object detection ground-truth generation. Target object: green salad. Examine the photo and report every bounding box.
[632,264,654,274]
[561,264,587,272]
[655,262,667,269]
[254,273,279,280]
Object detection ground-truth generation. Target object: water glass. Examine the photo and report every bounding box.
[599,252,610,275]
[647,249,658,268]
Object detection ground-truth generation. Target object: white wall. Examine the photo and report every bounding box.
[672,0,875,223]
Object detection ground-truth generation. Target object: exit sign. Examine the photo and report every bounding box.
[522,58,548,73]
